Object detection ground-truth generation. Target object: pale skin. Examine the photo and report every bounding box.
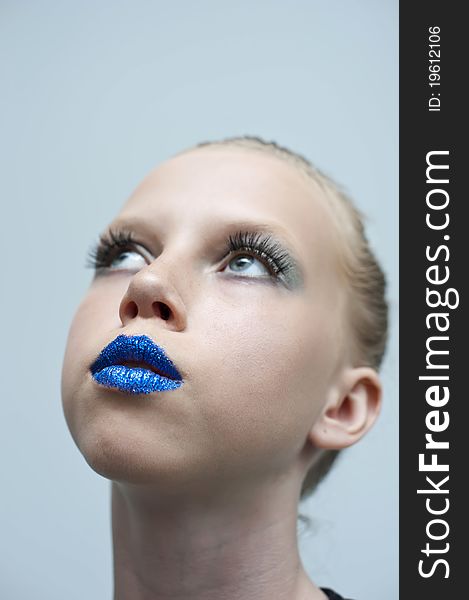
[61,146,382,600]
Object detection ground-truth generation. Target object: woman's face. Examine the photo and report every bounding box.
[61,148,349,495]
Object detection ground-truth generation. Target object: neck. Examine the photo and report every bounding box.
[111,481,326,600]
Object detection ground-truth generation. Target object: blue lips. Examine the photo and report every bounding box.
[90,334,183,394]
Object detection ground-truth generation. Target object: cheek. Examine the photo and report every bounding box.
[61,286,123,418]
[65,280,127,360]
[191,293,336,469]
[63,290,118,373]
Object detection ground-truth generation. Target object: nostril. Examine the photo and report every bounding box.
[154,301,171,321]
[123,301,138,319]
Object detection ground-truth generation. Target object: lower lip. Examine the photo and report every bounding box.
[91,365,183,394]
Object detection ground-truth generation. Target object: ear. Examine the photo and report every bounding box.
[308,367,383,450]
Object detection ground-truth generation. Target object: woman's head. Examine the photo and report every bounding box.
[61,136,387,505]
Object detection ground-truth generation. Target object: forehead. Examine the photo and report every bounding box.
[118,148,340,277]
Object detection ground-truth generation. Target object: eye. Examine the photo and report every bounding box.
[223,253,271,278]
[85,229,152,273]
[108,249,148,271]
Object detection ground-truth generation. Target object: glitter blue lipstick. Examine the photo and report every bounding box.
[90,334,183,394]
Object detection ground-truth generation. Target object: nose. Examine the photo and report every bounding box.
[118,262,187,332]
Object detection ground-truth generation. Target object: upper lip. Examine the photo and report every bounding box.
[90,334,183,381]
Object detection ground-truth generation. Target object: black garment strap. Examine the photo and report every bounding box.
[320,587,353,600]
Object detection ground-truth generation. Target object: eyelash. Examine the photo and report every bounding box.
[85,229,139,271]
[85,228,294,281]
[225,230,293,279]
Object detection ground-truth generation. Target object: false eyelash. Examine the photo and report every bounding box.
[85,228,138,270]
[85,227,295,281]
[226,230,294,278]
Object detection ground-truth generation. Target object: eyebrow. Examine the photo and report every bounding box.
[105,216,305,287]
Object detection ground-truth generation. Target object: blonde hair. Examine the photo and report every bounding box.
[189,135,389,500]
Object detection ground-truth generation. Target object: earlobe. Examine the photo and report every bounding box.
[308,367,382,450]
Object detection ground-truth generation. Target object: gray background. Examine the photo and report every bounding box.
[0,1,398,598]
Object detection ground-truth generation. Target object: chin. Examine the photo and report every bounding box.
[75,421,152,484]
[74,419,196,493]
